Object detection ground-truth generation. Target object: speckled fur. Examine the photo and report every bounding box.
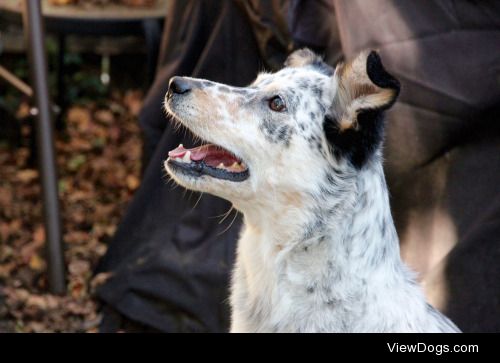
[164,49,460,333]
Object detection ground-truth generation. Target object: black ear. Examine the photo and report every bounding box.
[324,51,400,168]
[365,51,400,103]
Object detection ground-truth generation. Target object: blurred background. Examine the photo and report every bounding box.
[0,0,499,333]
[0,0,158,332]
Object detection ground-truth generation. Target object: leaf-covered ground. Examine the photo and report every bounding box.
[0,90,143,332]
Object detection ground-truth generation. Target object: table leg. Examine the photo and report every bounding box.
[23,0,66,294]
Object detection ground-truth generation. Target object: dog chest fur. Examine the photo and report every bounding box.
[230,159,458,332]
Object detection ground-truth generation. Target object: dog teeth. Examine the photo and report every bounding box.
[217,163,225,169]
[230,162,247,171]
[182,151,191,162]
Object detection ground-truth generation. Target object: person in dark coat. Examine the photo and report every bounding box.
[98,0,500,332]
[332,0,500,333]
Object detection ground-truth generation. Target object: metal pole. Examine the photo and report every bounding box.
[23,0,66,294]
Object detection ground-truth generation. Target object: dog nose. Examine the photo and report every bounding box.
[168,77,192,96]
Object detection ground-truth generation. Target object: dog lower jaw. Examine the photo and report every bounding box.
[165,157,250,182]
[163,159,255,205]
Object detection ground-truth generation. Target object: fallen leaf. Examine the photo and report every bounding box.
[0,222,10,242]
[0,186,13,207]
[26,295,48,310]
[94,109,114,125]
[33,226,45,246]
[16,169,38,183]
[68,260,90,276]
[68,279,86,300]
[0,262,16,278]
[28,254,45,271]
[66,107,91,131]
[67,154,87,171]
[126,174,140,190]
[65,231,89,244]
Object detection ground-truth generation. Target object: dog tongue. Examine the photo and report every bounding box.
[168,145,187,158]
[189,145,217,161]
[168,144,237,165]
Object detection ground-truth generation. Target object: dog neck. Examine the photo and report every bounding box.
[237,157,403,279]
[230,153,460,332]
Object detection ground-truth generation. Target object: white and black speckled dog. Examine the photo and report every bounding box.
[163,49,460,333]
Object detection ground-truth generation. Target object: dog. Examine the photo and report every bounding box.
[163,49,460,333]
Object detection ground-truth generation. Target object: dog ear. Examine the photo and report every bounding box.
[324,51,400,168]
[285,48,323,68]
[333,51,400,131]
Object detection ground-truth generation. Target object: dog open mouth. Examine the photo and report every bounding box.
[166,144,249,182]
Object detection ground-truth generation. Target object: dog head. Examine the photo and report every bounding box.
[164,49,399,214]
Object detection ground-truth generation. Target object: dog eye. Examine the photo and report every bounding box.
[268,96,286,112]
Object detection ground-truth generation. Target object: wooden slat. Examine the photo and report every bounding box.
[0,0,168,20]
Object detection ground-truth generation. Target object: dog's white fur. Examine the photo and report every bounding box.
[164,49,460,332]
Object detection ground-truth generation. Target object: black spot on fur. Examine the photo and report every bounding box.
[261,118,278,136]
[232,88,250,95]
[301,218,325,241]
[279,125,293,146]
[324,52,399,168]
[311,59,334,76]
[325,171,340,184]
[311,85,323,99]
[326,299,336,306]
[285,93,299,113]
[260,119,293,146]
[381,221,387,239]
[380,244,388,262]
[323,111,385,169]
[319,184,334,197]
[298,79,309,90]
[307,287,315,294]
[316,141,323,152]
